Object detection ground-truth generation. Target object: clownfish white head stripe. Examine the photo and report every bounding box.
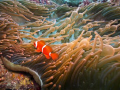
[49,52,51,56]
[35,41,38,48]
[42,45,46,53]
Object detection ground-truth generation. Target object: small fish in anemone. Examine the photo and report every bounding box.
[1,0,120,90]
[34,40,59,60]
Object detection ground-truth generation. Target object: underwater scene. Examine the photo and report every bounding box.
[0,0,120,90]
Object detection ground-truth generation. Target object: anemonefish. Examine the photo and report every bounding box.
[34,40,58,60]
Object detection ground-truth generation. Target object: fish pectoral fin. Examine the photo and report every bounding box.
[35,50,40,52]
[44,54,50,59]
[35,48,41,52]
[35,49,41,52]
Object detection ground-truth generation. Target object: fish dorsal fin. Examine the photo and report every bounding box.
[39,40,45,44]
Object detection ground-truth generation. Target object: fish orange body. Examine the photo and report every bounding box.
[34,40,58,60]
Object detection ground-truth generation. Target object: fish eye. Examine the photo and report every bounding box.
[34,41,38,48]
[34,42,36,46]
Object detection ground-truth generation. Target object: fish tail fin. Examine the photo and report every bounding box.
[51,53,59,60]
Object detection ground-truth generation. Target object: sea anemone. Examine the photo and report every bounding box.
[0,0,120,90]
